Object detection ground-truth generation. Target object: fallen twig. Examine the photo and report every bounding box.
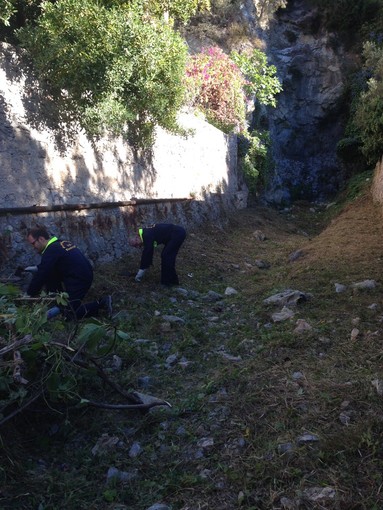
[13,350,28,384]
[70,356,142,403]
[50,341,75,351]
[14,297,54,302]
[85,399,172,411]
[68,353,170,408]
[0,334,33,356]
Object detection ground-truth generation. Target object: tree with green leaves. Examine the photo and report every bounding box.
[185,46,247,133]
[3,0,281,159]
[0,283,170,427]
[0,0,16,26]
[139,0,210,24]
[185,46,281,133]
[230,48,282,107]
[352,41,383,164]
[0,0,211,31]
[17,0,188,146]
[184,45,281,191]
[1,0,212,146]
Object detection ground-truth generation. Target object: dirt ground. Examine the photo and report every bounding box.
[176,189,383,298]
[3,187,383,510]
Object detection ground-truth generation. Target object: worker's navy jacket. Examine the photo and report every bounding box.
[27,238,93,297]
[140,224,186,269]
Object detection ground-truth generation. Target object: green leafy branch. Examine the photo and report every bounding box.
[0,288,169,426]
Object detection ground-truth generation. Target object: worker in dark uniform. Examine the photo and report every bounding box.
[129,223,186,286]
[26,227,112,320]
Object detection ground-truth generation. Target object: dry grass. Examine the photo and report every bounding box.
[2,189,383,510]
[294,193,383,279]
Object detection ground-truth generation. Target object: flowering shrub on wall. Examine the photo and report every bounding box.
[185,45,282,193]
[185,46,247,133]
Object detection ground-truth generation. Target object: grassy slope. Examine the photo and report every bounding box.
[2,188,383,510]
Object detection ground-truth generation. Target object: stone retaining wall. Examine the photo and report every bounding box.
[0,43,247,273]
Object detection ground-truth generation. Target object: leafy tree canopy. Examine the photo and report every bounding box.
[0,0,16,25]
[230,48,282,107]
[0,0,210,30]
[352,41,383,163]
[17,0,188,146]
[1,0,283,164]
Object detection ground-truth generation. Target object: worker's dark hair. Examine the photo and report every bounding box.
[27,227,50,240]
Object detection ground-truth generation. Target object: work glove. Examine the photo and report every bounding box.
[24,266,38,273]
[135,269,146,282]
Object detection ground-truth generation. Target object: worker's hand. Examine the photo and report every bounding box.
[135,269,146,282]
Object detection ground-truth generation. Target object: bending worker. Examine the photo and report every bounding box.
[129,223,186,286]
[26,227,112,320]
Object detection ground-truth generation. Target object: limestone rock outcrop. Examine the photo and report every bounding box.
[259,0,356,203]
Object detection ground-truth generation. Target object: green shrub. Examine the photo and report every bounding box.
[352,41,383,163]
[353,79,383,163]
[184,46,282,135]
[185,45,280,194]
[18,0,188,146]
[230,48,282,107]
[238,131,270,193]
[0,0,16,25]
[344,169,373,200]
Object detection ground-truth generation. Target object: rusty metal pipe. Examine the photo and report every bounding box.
[0,197,191,216]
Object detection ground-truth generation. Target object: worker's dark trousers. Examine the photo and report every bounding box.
[160,226,186,286]
[45,278,99,319]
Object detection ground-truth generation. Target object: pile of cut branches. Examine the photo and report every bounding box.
[0,284,169,427]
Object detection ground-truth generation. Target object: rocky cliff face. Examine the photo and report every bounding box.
[185,0,357,204]
[258,0,356,204]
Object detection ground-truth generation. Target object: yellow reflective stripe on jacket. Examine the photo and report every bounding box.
[41,236,58,255]
[138,228,157,247]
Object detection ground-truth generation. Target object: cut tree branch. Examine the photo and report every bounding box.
[0,334,33,356]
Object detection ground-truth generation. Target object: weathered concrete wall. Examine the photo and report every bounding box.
[0,43,247,273]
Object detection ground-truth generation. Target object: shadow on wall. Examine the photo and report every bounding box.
[0,43,246,275]
[0,43,158,209]
[2,46,79,154]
